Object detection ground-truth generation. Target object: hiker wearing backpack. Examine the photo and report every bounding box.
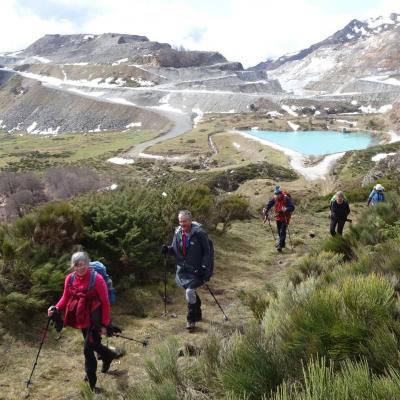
[367,183,385,206]
[47,251,123,392]
[329,191,350,236]
[161,210,212,331]
[263,186,295,252]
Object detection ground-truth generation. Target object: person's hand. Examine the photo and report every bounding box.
[105,323,122,337]
[161,244,169,255]
[48,305,57,317]
[101,326,107,336]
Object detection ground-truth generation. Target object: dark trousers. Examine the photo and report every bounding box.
[276,220,287,248]
[82,328,114,389]
[330,217,346,236]
[187,294,202,323]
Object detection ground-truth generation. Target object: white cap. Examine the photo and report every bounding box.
[374,183,384,191]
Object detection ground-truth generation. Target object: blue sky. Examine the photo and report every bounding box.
[2,0,399,67]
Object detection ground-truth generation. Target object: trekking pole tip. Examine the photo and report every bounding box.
[223,315,229,321]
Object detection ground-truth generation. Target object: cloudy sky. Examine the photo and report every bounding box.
[1,0,399,67]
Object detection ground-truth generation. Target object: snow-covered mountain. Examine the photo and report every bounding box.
[0,33,283,134]
[250,13,400,97]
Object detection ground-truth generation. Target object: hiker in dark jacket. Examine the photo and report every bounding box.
[263,186,295,252]
[330,191,350,236]
[48,251,123,392]
[162,210,212,331]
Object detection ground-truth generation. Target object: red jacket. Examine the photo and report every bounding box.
[266,194,295,223]
[56,268,110,329]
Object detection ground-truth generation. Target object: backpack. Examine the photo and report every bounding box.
[69,261,116,304]
[207,237,214,280]
[192,222,214,280]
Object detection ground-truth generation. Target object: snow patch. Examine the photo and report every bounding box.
[26,121,38,133]
[107,157,134,165]
[388,131,400,143]
[105,97,136,106]
[88,125,102,133]
[151,104,183,114]
[32,56,52,63]
[126,122,142,128]
[361,75,400,86]
[281,105,298,117]
[359,104,393,114]
[371,152,396,162]
[192,108,203,127]
[287,121,300,131]
[112,58,129,65]
[266,111,283,118]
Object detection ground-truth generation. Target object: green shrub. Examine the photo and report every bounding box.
[219,328,283,399]
[288,251,344,286]
[215,195,250,232]
[322,235,353,260]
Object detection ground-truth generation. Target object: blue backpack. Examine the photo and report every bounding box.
[69,261,116,304]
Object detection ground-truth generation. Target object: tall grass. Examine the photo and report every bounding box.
[272,357,400,400]
[262,274,400,373]
[218,327,283,399]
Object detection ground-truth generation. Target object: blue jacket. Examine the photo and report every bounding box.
[367,189,385,206]
[170,222,211,289]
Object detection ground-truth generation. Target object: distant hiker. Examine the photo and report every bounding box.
[48,251,123,392]
[329,191,350,236]
[161,210,212,331]
[263,186,295,252]
[367,183,385,206]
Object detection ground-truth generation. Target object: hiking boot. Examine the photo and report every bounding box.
[186,321,196,331]
[195,295,202,322]
[101,348,125,373]
[277,246,283,253]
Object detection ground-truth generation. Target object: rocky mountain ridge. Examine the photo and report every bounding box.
[0,14,400,137]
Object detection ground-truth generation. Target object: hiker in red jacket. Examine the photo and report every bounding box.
[263,186,295,252]
[48,251,123,391]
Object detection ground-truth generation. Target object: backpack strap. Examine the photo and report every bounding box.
[68,270,97,291]
[88,269,97,291]
[69,272,76,286]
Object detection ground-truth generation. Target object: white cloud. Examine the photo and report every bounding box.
[0,0,399,67]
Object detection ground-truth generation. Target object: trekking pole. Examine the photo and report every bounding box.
[205,284,229,321]
[286,222,294,250]
[26,317,51,387]
[113,333,149,347]
[163,254,167,316]
[265,217,276,242]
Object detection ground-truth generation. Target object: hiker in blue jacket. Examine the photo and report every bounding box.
[162,210,212,331]
[367,183,385,206]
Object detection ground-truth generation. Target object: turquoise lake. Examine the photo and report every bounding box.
[245,130,375,156]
